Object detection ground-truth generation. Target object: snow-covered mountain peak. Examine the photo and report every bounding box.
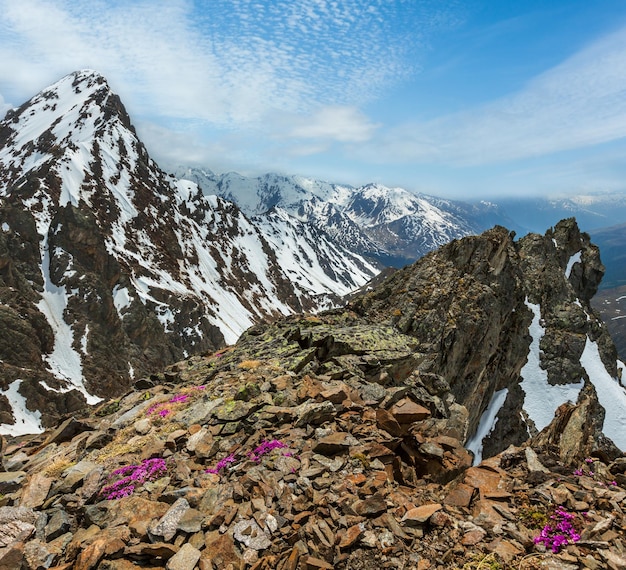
[343,183,426,227]
[0,72,379,434]
[0,68,151,231]
[2,70,113,154]
[175,166,493,267]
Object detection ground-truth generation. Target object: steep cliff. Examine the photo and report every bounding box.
[351,218,624,462]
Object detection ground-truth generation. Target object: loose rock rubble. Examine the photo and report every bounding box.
[0,314,624,569]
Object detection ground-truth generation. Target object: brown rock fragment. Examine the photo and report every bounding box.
[166,543,201,570]
[376,409,405,437]
[389,399,431,423]
[304,556,333,570]
[444,483,475,508]
[338,524,363,549]
[312,432,354,455]
[20,473,53,509]
[353,495,387,517]
[401,503,442,526]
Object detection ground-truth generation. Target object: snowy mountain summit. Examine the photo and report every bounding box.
[175,168,501,267]
[0,70,377,432]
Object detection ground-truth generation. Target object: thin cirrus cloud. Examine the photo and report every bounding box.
[0,0,444,128]
[373,23,626,167]
[4,0,625,197]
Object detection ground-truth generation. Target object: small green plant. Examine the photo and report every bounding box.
[94,426,145,462]
[96,400,120,417]
[352,452,370,469]
[238,359,262,370]
[43,458,76,478]
[456,553,504,570]
[518,505,549,529]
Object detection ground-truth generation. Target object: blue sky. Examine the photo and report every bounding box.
[1,0,626,199]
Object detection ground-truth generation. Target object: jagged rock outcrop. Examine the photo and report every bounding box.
[351,218,624,461]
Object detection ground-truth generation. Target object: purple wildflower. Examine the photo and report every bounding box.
[100,458,167,500]
[159,408,171,418]
[585,457,594,464]
[112,464,137,477]
[573,469,584,476]
[534,506,580,553]
[206,454,237,475]
[246,439,287,463]
[169,394,188,404]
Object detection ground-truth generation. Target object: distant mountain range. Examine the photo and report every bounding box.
[171,170,626,260]
[171,168,512,268]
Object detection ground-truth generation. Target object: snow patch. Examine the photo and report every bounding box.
[466,388,509,465]
[81,325,89,355]
[113,285,132,315]
[519,300,584,432]
[565,251,582,279]
[0,380,44,436]
[37,236,101,405]
[579,338,626,450]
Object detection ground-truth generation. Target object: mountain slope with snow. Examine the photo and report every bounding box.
[0,70,378,433]
[174,168,507,267]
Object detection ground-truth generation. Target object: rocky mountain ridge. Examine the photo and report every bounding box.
[0,70,378,432]
[1,70,626,568]
[351,218,626,459]
[0,218,625,569]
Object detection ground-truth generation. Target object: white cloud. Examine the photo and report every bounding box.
[372,23,626,166]
[286,106,379,143]
[0,94,11,119]
[0,0,456,172]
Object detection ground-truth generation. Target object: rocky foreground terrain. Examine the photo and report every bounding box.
[0,219,625,569]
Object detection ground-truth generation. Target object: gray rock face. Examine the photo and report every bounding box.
[148,498,190,542]
[352,219,620,460]
[0,506,38,547]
